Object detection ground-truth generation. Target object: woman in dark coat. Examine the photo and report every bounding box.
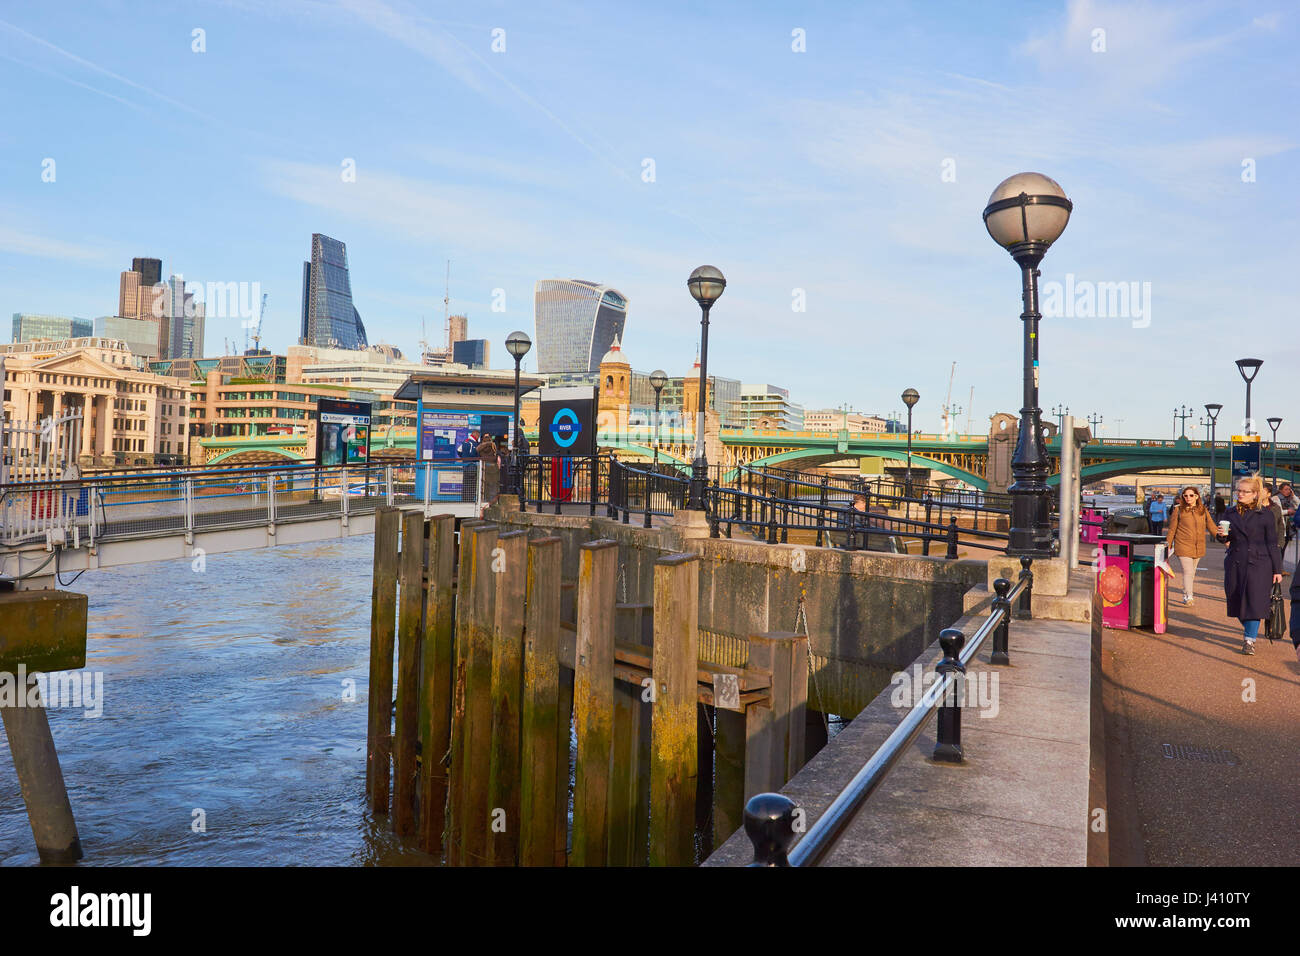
[1216,474,1284,655]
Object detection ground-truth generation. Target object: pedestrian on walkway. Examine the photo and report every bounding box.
[1278,482,1298,553]
[1216,473,1284,655]
[1165,486,1218,606]
[1263,484,1287,562]
[1148,492,1168,535]
[1289,563,1300,664]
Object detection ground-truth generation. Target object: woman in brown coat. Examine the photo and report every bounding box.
[1165,485,1218,605]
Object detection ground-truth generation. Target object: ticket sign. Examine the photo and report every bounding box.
[317,398,372,466]
[1229,435,1261,482]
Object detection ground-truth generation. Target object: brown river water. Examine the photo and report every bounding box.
[0,535,433,866]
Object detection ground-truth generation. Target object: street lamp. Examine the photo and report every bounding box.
[649,369,667,469]
[1267,416,1282,485]
[1052,403,1069,432]
[901,388,919,495]
[983,172,1073,558]
[1087,412,1103,436]
[686,265,725,510]
[1235,358,1262,434]
[1174,404,1193,439]
[1205,403,1222,505]
[505,330,531,494]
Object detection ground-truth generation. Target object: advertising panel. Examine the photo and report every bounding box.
[316,398,371,466]
[418,409,513,461]
[1229,435,1261,483]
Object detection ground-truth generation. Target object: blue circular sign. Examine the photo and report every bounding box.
[550,407,582,448]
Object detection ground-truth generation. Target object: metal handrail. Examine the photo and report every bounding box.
[744,566,1032,867]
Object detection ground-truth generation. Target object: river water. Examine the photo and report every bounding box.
[0,535,433,867]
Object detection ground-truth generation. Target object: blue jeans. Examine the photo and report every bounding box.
[1242,619,1260,641]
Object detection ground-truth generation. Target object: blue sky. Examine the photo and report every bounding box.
[1,0,1296,440]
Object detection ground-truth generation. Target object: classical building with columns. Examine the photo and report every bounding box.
[1,337,191,466]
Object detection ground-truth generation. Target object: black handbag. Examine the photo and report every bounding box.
[1265,581,1287,642]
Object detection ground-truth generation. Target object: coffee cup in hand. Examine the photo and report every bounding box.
[1218,520,1231,535]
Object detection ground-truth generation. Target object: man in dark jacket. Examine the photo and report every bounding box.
[1290,564,1300,664]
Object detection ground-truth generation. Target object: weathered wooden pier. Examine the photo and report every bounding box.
[365,507,810,865]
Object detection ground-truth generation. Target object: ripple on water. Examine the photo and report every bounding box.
[0,534,424,867]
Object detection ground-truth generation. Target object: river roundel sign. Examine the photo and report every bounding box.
[549,408,582,448]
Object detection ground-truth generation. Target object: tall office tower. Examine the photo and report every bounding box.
[533,279,628,373]
[132,257,162,288]
[299,233,368,349]
[447,314,468,349]
[452,338,489,369]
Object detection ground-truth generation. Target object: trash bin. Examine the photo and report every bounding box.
[1129,557,1154,628]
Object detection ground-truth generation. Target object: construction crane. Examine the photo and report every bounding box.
[941,361,956,435]
[249,292,268,352]
[965,386,974,434]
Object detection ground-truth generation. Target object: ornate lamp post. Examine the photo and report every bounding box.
[901,388,919,495]
[983,172,1073,558]
[1087,412,1103,436]
[1235,358,1262,434]
[1267,417,1283,485]
[1205,403,1222,505]
[649,369,667,469]
[1174,404,1193,439]
[686,266,725,510]
[1052,403,1069,432]
[505,330,531,494]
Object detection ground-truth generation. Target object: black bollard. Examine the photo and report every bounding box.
[744,792,799,867]
[1017,556,1034,620]
[933,628,967,763]
[946,515,959,559]
[991,577,1012,665]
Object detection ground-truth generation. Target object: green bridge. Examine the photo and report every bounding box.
[199,427,1300,491]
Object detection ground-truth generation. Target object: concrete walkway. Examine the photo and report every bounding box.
[1102,540,1300,866]
[706,612,1094,866]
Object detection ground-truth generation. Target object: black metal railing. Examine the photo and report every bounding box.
[741,558,1034,867]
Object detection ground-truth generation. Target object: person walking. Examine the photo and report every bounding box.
[1262,484,1287,562]
[1289,562,1300,664]
[1277,482,1298,553]
[1148,492,1168,535]
[1216,473,1284,655]
[1165,485,1218,606]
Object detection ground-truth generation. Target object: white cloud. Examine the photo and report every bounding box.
[0,226,108,263]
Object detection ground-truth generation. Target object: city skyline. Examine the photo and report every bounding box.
[0,1,1296,440]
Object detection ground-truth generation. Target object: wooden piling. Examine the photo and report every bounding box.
[649,553,699,867]
[446,519,486,865]
[744,632,809,799]
[367,506,400,815]
[554,661,574,866]
[571,539,618,866]
[393,510,426,836]
[459,524,499,865]
[608,602,653,866]
[519,537,562,867]
[487,530,528,866]
[417,514,456,856]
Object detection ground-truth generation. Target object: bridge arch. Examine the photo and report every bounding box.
[732,447,986,488]
[603,442,690,467]
[206,447,306,466]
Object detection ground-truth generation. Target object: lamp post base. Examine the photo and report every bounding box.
[1007,490,1058,557]
[688,456,708,511]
